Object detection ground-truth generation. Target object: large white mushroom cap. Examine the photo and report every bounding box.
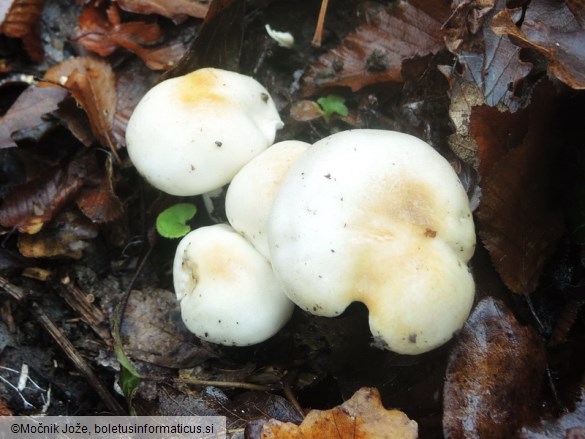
[226,140,310,259]
[267,129,476,355]
[126,68,283,196]
[173,224,294,346]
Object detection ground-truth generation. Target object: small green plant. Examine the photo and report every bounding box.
[317,94,349,122]
[112,316,141,415]
[156,203,197,238]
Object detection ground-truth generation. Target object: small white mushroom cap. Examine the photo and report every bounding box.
[225,140,310,259]
[173,224,294,346]
[126,68,284,196]
[267,129,476,355]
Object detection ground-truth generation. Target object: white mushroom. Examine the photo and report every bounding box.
[225,140,310,259]
[125,68,283,196]
[173,224,294,346]
[267,129,476,355]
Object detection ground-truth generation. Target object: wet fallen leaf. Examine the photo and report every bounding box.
[76,157,123,223]
[120,288,216,369]
[117,0,209,21]
[443,297,546,439]
[443,0,532,111]
[492,4,585,89]
[301,0,448,95]
[75,1,186,70]
[111,59,158,148]
[447,80,488,170]
[154,385,300,430]
[17,210,99,259]
[0,84,68,149]
[159,0,245,82]
[477,84,565,294]
[260,387,417,439]
[0,152,99,234]
[44,57,118,156]
[0,0,45,61]
[564,0,585,28]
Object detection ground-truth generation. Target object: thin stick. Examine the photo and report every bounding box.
[33,303,126,415]
[311,0,329,47]
[146,375,274,392]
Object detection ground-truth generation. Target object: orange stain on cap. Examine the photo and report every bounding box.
[176,69,227,105]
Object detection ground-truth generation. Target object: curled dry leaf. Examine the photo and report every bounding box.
[0,0,45,61]
[0,152,99,234]
[261,387,417,439]
[44,57,118,156]
[75,1,185,71]
[443,0,532,111]
[492,6,585,89]
[76,157,123,223]
[443,297,546,439]
[301,0,448,95]
[117,0,209,22]
[0,84,68,149]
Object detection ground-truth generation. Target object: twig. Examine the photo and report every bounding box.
[146,375,274,392]
[283,372,305,419]
[32,303,126,415]
[311,0,329,47]
[0,275,25,301]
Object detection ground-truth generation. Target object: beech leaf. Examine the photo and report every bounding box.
[477,84,565,294]
[301,1,447,95]
[443,297,546,438]
[492,6,585,89]
[261,387,417,439]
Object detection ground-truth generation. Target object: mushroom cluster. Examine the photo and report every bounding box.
[126,69,475,353]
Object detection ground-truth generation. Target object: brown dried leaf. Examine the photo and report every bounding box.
[443,297,546,439]
[443,0,532,111]
[0,152,99,234]
[564,0,585,27]
[301,1,447,95]
[470,104,530,177]
[45,57,118,155]
[76,1,162,56]
[261,387,417,439]
[121,288,216,369]
[76,157,123,223]
[117,0,209,21]
[17,210,99,259]
[159,0,245,81]
[492,7,585,89]
[111,60,158,148]
[75,1,184,71]
[0,84,68,149]
[0,0,45,61]
[477,84,564,294]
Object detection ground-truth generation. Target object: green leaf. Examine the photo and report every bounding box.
[156,203,197,238]
[317,95,349,122]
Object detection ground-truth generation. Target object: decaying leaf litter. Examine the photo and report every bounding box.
[0,0,584,437]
